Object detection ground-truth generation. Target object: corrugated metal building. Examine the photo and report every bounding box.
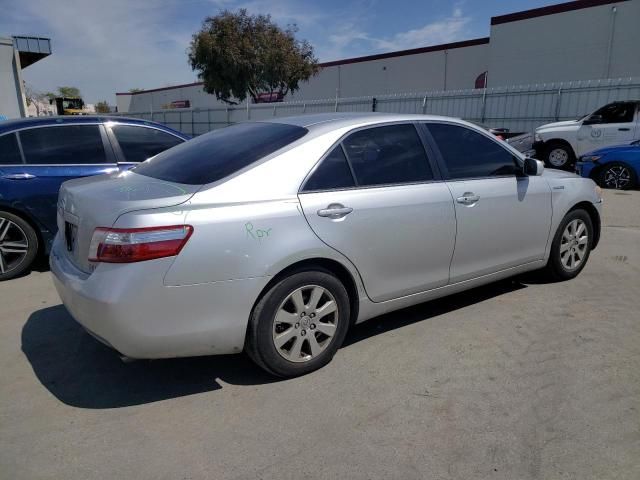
[116,0,640,113]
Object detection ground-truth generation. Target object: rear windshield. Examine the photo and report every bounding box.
[132,122,307,185]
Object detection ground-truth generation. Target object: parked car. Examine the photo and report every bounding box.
[468,121,512,140]
[50,113,603,377]
[506,132,536,156]
[0,116,189,280]
[576,139,640,190]
[533,100,640,169]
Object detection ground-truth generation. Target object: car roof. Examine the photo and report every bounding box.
[264,112,463,134]
[0,115,189,138]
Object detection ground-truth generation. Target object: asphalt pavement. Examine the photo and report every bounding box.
[1,189,639,479]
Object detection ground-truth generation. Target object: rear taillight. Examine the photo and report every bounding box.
[88,225,193,263]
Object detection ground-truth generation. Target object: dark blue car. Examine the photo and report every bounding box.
[0,116,189,280]
[576,140,640,190]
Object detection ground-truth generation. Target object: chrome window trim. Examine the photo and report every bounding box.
[106,122,186,163]
[106,122,187,142]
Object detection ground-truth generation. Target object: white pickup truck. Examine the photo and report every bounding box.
[533,100,640,169]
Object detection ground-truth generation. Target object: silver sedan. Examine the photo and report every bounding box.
[51,113,603,377]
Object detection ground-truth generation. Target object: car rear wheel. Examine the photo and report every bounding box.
[542,209,593,281]
[544,141,575,169]
[0,211,39,281]
[245,270,350,377]
[598,162,636,190]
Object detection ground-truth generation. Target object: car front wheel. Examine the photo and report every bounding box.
[245,270,351,377]
[542,209,593,281]
[0,211,39,281]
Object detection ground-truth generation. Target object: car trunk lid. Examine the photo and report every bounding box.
[57,171,200,273]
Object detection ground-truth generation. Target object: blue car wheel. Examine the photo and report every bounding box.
[0,210,39,280]
[599,162,637,190]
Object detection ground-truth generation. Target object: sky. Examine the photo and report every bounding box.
[0,0,562,104]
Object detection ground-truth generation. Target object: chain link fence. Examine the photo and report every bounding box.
[117,77,640,136]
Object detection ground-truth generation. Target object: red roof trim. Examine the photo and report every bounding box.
[319,37,490,67]
[491,0,628,25]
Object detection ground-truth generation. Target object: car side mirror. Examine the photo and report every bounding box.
[523,157,544,176]
[583,114,603,125]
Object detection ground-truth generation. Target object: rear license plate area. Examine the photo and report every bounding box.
[64,221,78,253]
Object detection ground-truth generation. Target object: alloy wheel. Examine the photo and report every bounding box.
[603,165,631,189]
[0,217,30,275]
[548,148,569,167]
[272,285,339,363]
[560,219,588,271]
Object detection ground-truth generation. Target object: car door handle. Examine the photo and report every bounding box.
[1,173,36,180]
[456,193,480,205]
[317,204,353,219]
[618,128,630,131]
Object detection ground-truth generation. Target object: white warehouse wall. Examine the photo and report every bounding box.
[488,0,640,86]
[292,41,489,99]
[120,41,489,113]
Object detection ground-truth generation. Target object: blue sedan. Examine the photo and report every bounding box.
[576,140,640,190]
[0,116,189,280]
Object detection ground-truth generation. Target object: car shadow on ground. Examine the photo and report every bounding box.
[22,278,528,409]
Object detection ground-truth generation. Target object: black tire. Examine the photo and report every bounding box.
[543,141,575,170]
[598,162,637,190]
[0,210,39,281]
[245,269,351,377]
[542,209,593,281]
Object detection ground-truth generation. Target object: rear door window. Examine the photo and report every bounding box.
[0,133,23,164]
[112,125,183,163]
[20,125,107,165]
[342,124,433,187]
[133,122,307,185]
[303,146,355,191]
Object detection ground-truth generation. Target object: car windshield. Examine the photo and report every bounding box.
[631,139,640,146]
[133,122,308,185]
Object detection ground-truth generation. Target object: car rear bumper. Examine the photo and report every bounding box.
[49,234,266,359]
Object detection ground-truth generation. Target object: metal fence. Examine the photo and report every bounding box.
[118,77,640,136]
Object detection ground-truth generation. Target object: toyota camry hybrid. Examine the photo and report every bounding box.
[51,113,603,377]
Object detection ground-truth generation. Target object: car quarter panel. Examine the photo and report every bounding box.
[50,233,264,357]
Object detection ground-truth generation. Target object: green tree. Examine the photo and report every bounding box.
[57,86,81,98]
[95,101,111,113]
[188,9,319,104]
[129,88,143,93]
